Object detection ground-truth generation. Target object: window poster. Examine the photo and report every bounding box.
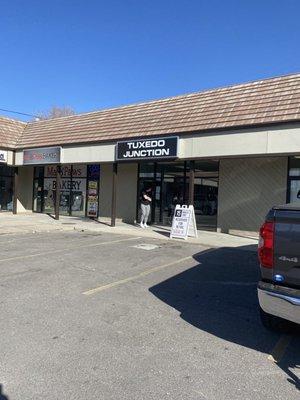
[87,196,98,217]
[87,180,99,217]
[88,164,100,179]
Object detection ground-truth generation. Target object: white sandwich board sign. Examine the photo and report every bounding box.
[0,150,7,163]
[170,205,198,240]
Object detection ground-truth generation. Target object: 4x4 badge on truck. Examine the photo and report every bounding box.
[278,256,299,263]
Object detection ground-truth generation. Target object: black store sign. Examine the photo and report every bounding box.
[116,136,178,161]
[23,147,61,165]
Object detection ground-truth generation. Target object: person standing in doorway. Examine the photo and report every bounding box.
[140,187,152,228]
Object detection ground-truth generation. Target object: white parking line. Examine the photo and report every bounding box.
[83,255,194,295]
[83,247,217,296]
[0,236,141,263]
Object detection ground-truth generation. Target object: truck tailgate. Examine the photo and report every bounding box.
[274,209,300,288]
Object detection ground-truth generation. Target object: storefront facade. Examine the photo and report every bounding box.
[11,149,299,235]
[1,73,300,235]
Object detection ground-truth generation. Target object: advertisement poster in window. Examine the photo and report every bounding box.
[87,180,99,217]
[88,180,98,195]
[0,150,7,163]
[87,196,98,217]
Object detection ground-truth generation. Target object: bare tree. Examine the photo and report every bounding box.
[37,106,76,120]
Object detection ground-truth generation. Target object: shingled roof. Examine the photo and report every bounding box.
[1,73,300,150]
[0,116,26,149]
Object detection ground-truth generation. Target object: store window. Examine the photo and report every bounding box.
[157,162,187,225]
[288,157,300,203]
[33,164,100,217]
[137,160,219,231]
[0,165,13,211]
[33,167,44,213]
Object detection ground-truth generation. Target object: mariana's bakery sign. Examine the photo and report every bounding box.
[23,147,61,165]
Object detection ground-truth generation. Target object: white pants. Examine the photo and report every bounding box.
[141,204,151,224]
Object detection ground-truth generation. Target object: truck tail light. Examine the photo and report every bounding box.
[258,221,274,268]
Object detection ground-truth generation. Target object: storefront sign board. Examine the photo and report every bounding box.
[116,136,178,161]
[23,147,61,165]
[44,178,86,191]
[0,150,7,163]
[170,205,198,240]
[45,164,86,178]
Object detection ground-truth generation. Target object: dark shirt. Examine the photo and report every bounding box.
[141,191,152,205]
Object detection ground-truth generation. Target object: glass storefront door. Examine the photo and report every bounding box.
[137,162,187,225]
[65,164,87,217]
[0,165,13,211]
[137,160,219,231]
[33,167,44,213]
[137,163,158,223]
[158,162,187,225]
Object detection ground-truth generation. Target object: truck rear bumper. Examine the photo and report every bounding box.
[258,282,300,325]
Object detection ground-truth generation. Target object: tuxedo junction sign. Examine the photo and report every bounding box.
[116,136,178,161]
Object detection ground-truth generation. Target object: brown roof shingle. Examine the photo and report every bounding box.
[3,73,300,149]
[0,116,26,149]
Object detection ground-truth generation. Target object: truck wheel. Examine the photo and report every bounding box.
[259,307,294,333]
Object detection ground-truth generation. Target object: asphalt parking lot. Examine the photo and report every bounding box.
[0,230,299,400]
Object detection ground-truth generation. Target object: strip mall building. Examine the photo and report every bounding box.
[1,73,300,235]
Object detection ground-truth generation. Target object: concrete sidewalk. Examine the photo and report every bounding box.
[0,213,258,250]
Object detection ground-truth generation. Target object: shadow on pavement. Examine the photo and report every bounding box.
[149,245,299,390]
[0,385,9,400]
[277,336,300,390]
[152,229,171,238]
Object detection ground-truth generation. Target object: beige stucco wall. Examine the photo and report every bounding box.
[17,166,33,212]
[100,163,138,223]
[6,150,14,165]
[62,143,115,164]
[180,123,300,160]
[217,157,288,234]
[99,164,113,219]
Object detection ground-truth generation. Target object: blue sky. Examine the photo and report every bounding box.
[1,0,299,120]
